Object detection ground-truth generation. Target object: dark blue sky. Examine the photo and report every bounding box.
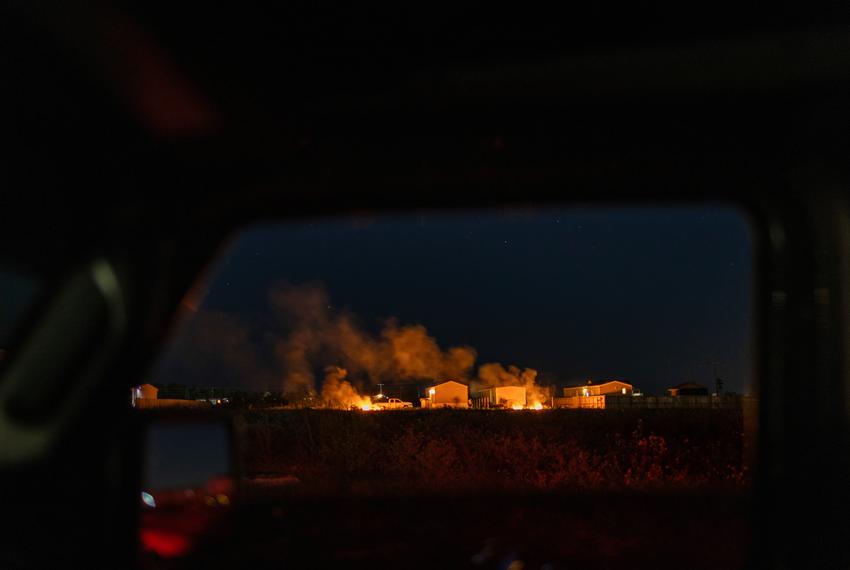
[162,205,752,396]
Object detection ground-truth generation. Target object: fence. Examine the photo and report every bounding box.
[554,395,606,409]
[554,394,749,410]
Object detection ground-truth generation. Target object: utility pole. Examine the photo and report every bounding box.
[705,360,723,395]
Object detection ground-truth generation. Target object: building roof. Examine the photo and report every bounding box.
[565,379,632,389]
[427,379,468,389]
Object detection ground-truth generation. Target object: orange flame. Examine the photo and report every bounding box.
[320,366,372,410]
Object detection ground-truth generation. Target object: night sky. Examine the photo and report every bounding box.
[154,205,752,396]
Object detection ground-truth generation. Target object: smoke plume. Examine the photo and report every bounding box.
[477,362,547,406]
[272,282,477,395]
[320,366,371,409]
[158,282,547,406]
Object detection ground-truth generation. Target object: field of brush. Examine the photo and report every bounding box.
[239,408,749,497]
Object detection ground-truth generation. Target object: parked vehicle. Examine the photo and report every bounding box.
[372,397,413,410]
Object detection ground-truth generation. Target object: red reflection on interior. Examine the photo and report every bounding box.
[139,528,192,558]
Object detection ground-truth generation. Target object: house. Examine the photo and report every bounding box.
[563,380,633,398]
[471,385,526,409]
[557,380,633,409]
[422,380,469,409]
[667,382,709,396]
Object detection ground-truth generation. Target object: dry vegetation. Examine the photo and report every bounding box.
[240,408,748,498]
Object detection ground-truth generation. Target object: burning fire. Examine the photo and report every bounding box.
[478,363,548,410]
[510,402,545,410]
[320,367,373,410]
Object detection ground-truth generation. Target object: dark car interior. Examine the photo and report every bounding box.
[3,3,850,568]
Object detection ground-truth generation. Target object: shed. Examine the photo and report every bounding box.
[424,380,469,408]
[471,385,526,409]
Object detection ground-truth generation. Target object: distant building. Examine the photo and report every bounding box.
[563,380,633,398]
[667,382,709,396]
[471,385,526,409]
[422,380,469,409]
[131,383,159,406]
[131,382,208,409]
[557,380,633,409]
